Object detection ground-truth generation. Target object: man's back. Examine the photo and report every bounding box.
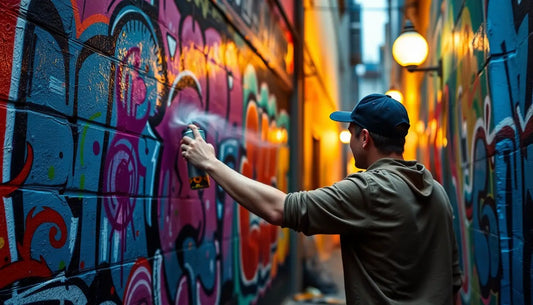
[283,158,461,304]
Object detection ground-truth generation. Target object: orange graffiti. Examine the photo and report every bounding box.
[71,0,109,39]
[239,102,279,282]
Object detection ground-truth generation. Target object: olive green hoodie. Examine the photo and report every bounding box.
[283,158,462,305]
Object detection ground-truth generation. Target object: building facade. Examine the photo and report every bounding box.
[0,0,294,304]
[395,0,533,304]
[0,0,353,303]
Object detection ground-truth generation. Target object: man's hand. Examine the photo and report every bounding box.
[180,124,216,171]
[179,123,286,225]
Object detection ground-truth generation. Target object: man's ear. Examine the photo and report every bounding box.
[361,129,370,146]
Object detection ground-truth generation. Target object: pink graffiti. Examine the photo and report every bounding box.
[116,47,151,133]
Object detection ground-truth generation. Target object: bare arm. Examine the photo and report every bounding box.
[180,124,286,225]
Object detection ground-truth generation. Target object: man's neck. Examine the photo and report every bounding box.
[368,153,404,166]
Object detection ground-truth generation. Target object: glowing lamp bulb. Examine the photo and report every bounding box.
[339,130,351,144]
[392,21,429,68]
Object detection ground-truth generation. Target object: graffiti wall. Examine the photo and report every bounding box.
[417,0,533,304]
[0,0,293,304]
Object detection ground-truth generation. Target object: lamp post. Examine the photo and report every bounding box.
[392,20,442,77]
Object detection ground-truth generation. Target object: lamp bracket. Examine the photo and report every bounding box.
[405,59,442,77]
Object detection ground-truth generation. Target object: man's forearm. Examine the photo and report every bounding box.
[204,158,287,225]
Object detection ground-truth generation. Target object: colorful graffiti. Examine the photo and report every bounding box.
[0,0,292,304]
[420,0,533,304]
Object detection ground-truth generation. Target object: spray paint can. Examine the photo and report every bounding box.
[182,127,210,189]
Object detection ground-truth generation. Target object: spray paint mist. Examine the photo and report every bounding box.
[171,104,283,149]
[173,104,286,189]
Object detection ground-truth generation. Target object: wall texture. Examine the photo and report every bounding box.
[0,0,295,304]
[406,0,533,304]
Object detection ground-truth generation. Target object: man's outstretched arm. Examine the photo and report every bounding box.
[180,124,287,225]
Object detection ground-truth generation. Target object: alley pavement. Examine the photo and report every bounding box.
[282,247,345,305]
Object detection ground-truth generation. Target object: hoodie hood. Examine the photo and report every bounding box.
[368,158,434,198]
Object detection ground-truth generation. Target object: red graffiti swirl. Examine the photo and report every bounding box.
[0,206,67,288]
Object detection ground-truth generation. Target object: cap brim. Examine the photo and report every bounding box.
[329,111,352,122]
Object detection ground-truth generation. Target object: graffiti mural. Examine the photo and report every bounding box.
[0,0,292,304]
[420,0,533,304]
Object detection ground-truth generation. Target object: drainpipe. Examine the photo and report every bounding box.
[290,0,305,295]
[272,0,305,295]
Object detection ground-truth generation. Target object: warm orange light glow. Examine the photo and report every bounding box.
[225,42,238,69]
[182,42,207,76]
[285,39,294,74]
[270,127,288,144]
[276,128,288,143]
[454,32,462,49]
[429,119,437,135]
[436,128,445,148]
[416,121,426,134]
[385,89,404,104]
[346,156,357,174]
[339,130,351,144]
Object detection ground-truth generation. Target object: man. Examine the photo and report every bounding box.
[180,93,462,304]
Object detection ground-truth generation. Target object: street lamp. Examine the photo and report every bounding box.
[339,129,351,177]
[392,20,442,77]
[385,88,404,104]
[339,130,351,144]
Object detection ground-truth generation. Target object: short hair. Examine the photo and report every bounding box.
[354,124,407,154]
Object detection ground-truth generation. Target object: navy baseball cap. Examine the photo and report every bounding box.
[330,93,410,138]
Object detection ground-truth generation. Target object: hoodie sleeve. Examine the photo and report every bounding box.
[282,174,372,235]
